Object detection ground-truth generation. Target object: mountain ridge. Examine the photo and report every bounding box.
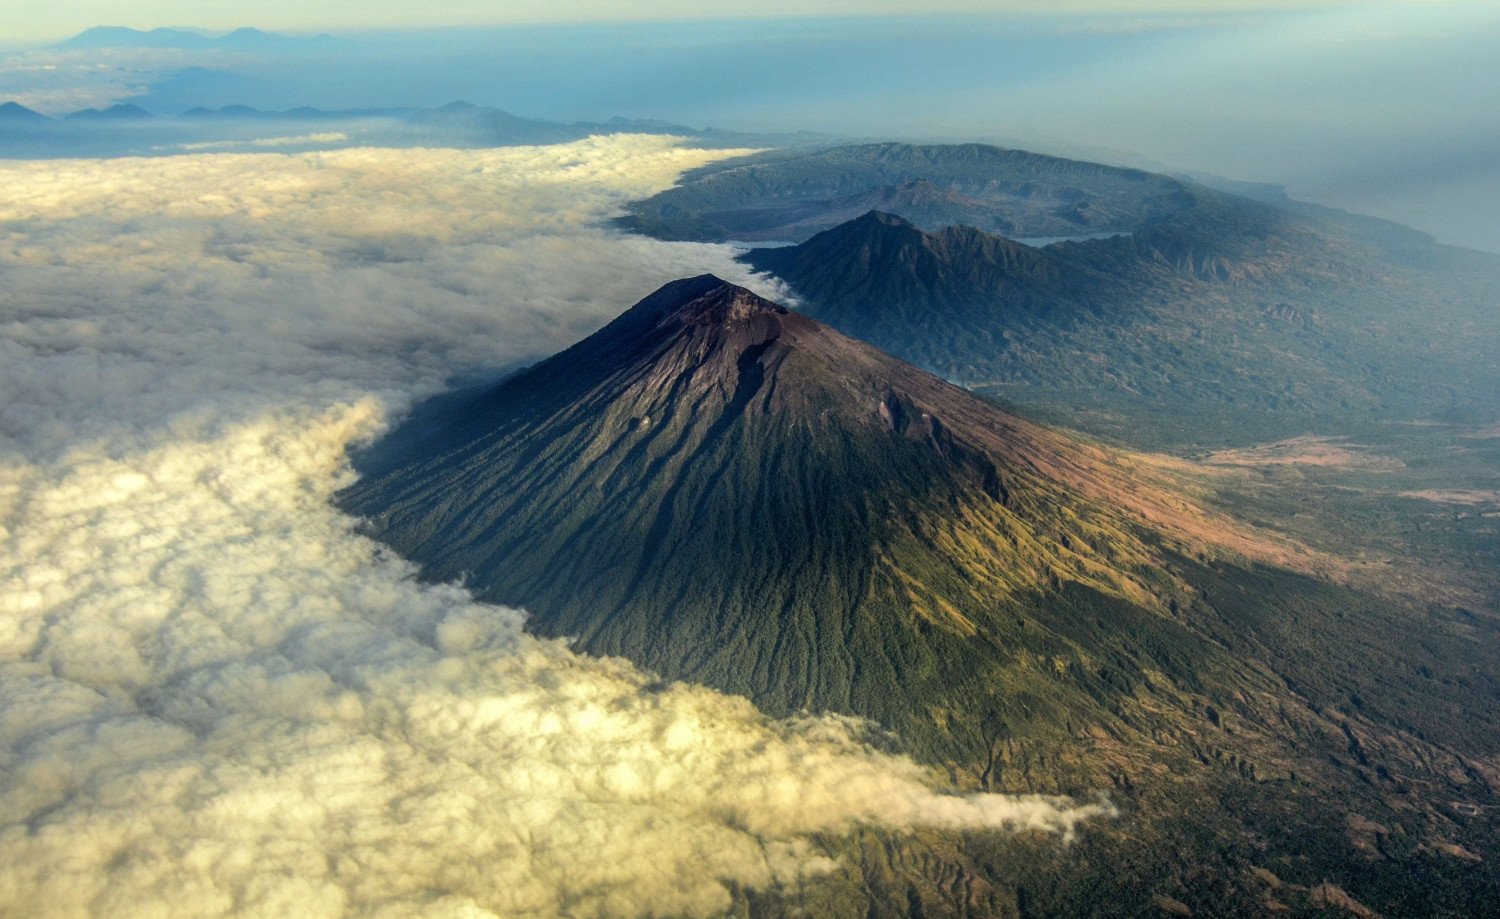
[0,101,50,122]
[62,103,158,121]
[342,276,1255,731]
[737,200,1500,448]
[340,275,1500,916]
[53,25,337,51]
[618,141,1196,243]
[0,99,840,157]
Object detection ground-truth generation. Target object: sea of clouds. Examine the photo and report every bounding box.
[0,135,1106,917]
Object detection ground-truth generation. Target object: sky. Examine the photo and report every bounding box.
[3,1,1424,44]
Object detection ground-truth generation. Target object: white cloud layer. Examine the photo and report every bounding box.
[165,132,352,151]
[0,137,1106,917]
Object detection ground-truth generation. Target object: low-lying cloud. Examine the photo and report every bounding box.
[0,136,1106,917]
[0,137,790,459]
[165,131,352,151]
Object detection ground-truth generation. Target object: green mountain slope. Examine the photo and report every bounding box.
[340,278,1500,917]
[342,276,1227,745]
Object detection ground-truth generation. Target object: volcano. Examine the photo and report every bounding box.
[340,276,1500,914]
[340,275,1496,775]
[344,276,1232,749]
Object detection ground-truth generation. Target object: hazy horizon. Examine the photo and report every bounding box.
[2,5,1497,253]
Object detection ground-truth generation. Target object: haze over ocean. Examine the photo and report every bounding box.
[2,3,1498,251]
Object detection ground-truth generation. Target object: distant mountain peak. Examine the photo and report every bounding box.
[748,210,1051,289]
[0,101,49,122]
[806,211,931,249]
[833,210,1031,249]
[54,25,336,50]
[849,209,918,229]
[810,210,1032,255]
[338,276,1330,772]
[55,26,212,49]
[63,103,157,121]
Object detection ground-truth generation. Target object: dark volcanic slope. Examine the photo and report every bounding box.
[618,141,1500,447]
[742,206,1500,448]
[343,277,1500,917]
[618,142,1192,242]
[340,276,1497,764]
[743,211,1080,347]
[345,276,1244,744]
